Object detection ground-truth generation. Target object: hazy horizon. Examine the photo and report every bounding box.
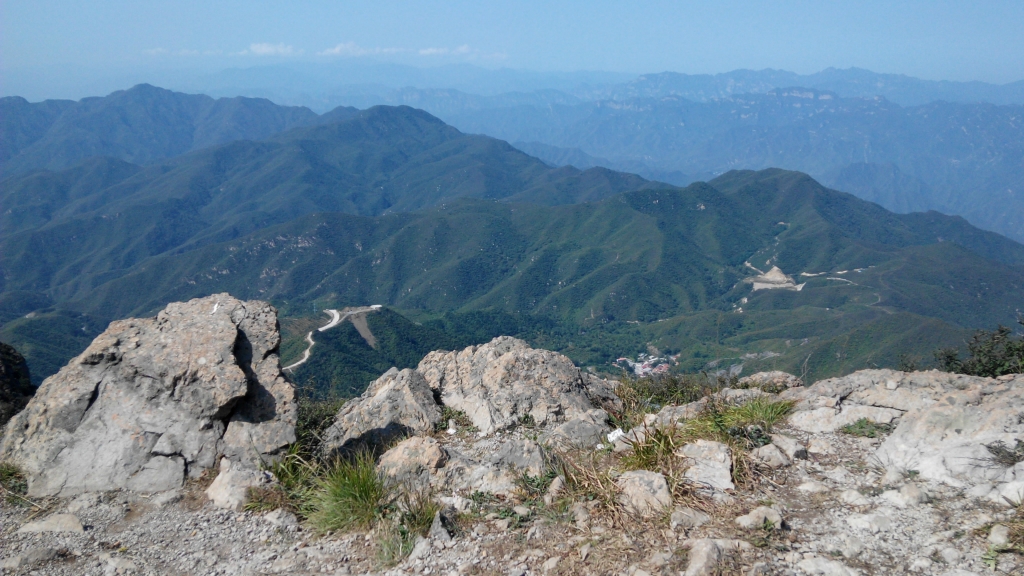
[3,0,1024,101]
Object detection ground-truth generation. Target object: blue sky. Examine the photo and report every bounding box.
[3,0,1023,98]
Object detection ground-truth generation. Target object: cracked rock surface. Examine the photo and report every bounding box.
[0,294,296,497]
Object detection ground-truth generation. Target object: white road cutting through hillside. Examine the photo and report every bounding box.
[282,306,379,372]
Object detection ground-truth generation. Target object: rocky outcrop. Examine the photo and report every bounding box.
[0,294,296,497]
[322,368,441,454]
[737,371,802,391]
[318,337,620,497]
[418,336,619,435]
[781,369,1024,503]
[0,342,34,428]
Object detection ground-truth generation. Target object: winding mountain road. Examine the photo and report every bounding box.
[282,306,379,372]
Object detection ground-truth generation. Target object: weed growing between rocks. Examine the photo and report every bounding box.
[308,451,390,533]
[611,373,721,430]
[984,440,1024,468]
[550,449,622,521]
[840,418,895,438]
[623,397,794,489]
[0,461,30,506]
[433,406,474,434]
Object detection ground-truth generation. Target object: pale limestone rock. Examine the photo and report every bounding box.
[0,547,57,570]
[807,437,833,455]
[989,524,1011,547]
[783,369,1024,496]
[265,509,299,529]
[839,489,870,507]
[439,449,517,495]
[797,557,860,576]
[678,440,734,491]
[735,506,783,529]
[846,513,892,533]
[206,457,272,511]
[770,434,808,460]
[0,294,295,497]
[418,336,619,435]
[377,436,448,489]
[737,371,802,390]
[322,368,441,454]
[751,444,790,468]
[490,438,546,476]
[66,492,100,513]
[683,539,722,576]
[541,408,611,448]
[17,514,84,534]
[798,480,829,493]
[616,470,672,516]
[881,482,927,508]
[671,506,711,530]
[787,404,902,434]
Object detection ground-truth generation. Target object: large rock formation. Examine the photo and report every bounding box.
[323,336,619,495]
[0,294,296,497]
[418,336,619,434]
[0,342,34,428]
[322,368,441,454]
[781,369,1024,503]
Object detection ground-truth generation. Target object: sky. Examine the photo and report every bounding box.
[3,0,1024,99]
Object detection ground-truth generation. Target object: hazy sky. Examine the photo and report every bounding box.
[3,0,1023,98]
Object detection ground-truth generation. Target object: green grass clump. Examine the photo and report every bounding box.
[984,440,1024,468]
[623,397,795,488]
[839,418,895,438]
[308,452,391,532]
[0,462,30,506]
[434,406,474,433]
[611,373,722,431]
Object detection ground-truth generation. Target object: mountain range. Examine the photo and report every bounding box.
[1,85,1023,393]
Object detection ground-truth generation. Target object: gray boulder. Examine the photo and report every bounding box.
[0,294,296,497]
[737,371,802,390]
[418,336,619,435]
[0,341,34,428]
[377,436,449,489]
[322,368,441,454]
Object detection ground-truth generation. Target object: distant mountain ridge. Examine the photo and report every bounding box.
[0,84,358,175]
[0,105,651,307]
[443,88,1024,242]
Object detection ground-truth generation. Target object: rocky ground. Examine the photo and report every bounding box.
[3,296,1024,575]
[5,375,1024,576]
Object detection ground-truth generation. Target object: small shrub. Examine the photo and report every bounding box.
[935,320,1024,378]
[307,451,390,533]
[623,398,794,488]
[295,397,347,457]
[245,485,291,513]
[550,450,620,515]
[375,520,416,567]
[897,354,919,372]
[0,462,29,506]
[985,440,1024,468]
[374,488,441,567]
[516,470,558,500]
[839,418,894,438]
[395,489,441,538]
[434,406,474,433]
[612,373,718,431]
